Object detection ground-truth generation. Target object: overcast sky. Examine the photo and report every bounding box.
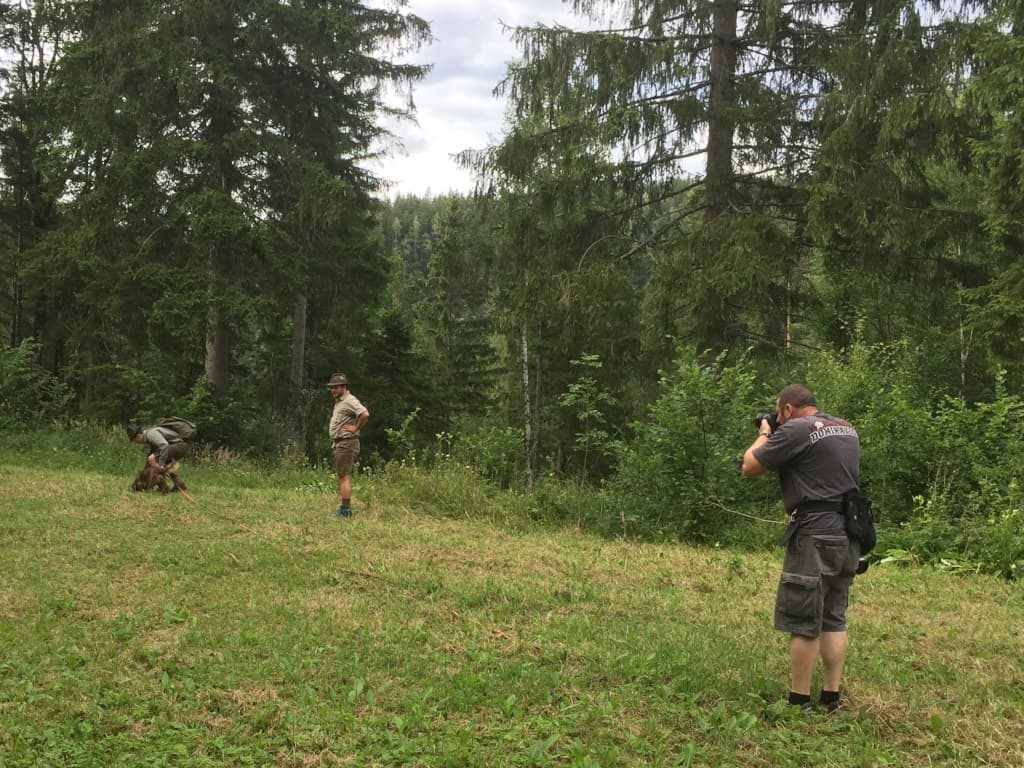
[371,0,586,198]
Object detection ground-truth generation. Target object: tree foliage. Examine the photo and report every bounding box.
[2,0,1024,577]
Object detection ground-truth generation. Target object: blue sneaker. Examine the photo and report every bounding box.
[334,506,352,519]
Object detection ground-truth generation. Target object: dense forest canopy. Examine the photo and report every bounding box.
[1,0,1023,575]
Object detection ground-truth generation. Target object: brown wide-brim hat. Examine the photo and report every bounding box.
[326,373,348,388]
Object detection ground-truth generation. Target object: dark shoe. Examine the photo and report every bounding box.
[334,507,352,519]
[819,691,842,713]
[787,692,814,712]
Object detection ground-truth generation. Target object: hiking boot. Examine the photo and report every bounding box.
[334,506,352,519]
[819,692,843,713]
[787,693,814,713]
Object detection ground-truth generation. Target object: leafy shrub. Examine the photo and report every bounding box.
[881,395,1024,578]
[807,340,1024,577]
[610,347,778,543]
[383,407,421,461]
[802,337,933,523]
[885,482,1024,579]
[451,420,524,490]
[0,339,74,430]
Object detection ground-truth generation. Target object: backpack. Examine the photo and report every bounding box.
[842,488,877,555]
[157,416,198,442]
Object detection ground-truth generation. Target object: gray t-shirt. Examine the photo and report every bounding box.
[754,411,860,533]
[143,426,183,465]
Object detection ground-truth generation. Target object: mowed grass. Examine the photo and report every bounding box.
[1,452,1022,767]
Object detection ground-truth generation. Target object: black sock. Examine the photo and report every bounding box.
[341,498,351,509]
[788,691,812,707]
[819,690,841,711]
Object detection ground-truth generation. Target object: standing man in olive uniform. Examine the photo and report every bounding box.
[327,373,369,518]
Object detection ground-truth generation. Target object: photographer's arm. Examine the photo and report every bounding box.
[742,431,772,478]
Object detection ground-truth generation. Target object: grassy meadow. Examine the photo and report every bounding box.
[1,430,1022,767]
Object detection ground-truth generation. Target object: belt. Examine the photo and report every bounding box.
[779,500,843,547]
[794,500,843,516]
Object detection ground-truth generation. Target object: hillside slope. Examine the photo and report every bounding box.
[1,457,1022,767]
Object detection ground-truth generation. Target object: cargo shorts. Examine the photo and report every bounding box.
[331,438,360,477]
[150,441,189,466]
[774,534,860,637]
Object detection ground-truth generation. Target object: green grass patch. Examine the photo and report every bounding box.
[1,435,1022,767]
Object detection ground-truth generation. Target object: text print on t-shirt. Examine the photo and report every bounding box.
[807,421,857,444]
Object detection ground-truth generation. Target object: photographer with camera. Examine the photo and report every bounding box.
[742,384,861,713]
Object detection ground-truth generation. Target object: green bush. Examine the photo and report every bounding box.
[0,339,74,430]
[451,420,524,490]
[882,396,1024,578]
[806,340,1024,577]
[610,347,778,543]
[802,338,933,523]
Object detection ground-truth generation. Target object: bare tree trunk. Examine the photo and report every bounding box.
[290,291,307,390]
[285,290,309,443]
[705,0,738,223]
[35,292,60,372]
[205,305,229,403]
[203,4,238,406]
[957,281,971,402]
[785,278,792,350]
[10,213,23,347]
[521,320,535,495]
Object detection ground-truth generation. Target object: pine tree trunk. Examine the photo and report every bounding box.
[202,3,238,407]
[36,293,60,372]
[705,0,738,222]
[205,306,229,403]
[10,218,23,347]
[957,281,970,401]
[521,320,535,495]
[290,291,307,390]
[285,290,309,442]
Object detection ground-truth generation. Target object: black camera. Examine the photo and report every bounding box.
[754,412,779,432]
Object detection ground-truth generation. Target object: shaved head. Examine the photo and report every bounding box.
[777,384,817,409]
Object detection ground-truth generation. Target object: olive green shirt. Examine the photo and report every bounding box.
[329,393,367,440]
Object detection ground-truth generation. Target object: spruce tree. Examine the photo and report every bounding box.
[52,0,430,410]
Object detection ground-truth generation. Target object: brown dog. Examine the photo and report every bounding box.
[131,463,171,494]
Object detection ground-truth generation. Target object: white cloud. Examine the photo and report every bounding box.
[370,0,586,198]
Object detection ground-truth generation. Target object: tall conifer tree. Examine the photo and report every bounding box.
[53,0,429,407]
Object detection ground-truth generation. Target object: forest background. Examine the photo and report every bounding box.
[1,0,1023,579]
